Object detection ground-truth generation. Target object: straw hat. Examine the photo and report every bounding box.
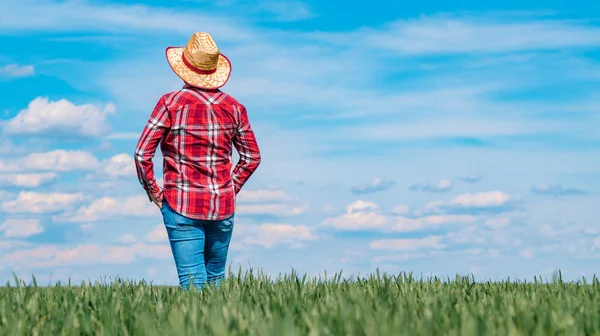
[166,32,232,89]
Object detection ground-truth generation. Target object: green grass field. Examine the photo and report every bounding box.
[1,269,599,335]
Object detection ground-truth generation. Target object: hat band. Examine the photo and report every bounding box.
[182,53,217,75]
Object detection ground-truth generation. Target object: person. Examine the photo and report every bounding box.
[134,32,261,290]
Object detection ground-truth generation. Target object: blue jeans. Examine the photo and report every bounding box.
[160,200,235,290]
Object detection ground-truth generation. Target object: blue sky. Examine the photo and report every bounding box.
[0,0,599,285]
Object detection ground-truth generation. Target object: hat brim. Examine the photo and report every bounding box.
[166,47,232,90]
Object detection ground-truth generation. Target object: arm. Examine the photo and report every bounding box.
[232,104,261,194]
[134,96,171,203]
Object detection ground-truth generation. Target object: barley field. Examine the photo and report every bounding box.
[1,269,599,335]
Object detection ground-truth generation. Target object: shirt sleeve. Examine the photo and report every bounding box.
[231,104,261,194]
[134,96,171,202]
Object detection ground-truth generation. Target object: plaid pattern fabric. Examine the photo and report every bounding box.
[134,85,261,220]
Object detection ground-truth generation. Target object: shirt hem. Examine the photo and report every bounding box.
[163,192,235,221]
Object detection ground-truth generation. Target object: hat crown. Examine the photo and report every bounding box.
[183,32,220,71]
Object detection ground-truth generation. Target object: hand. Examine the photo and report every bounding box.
[150,195,163,209]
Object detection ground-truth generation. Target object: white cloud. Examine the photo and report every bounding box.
[323,200,477,232]
[232,189,307,217]
[322,200,388,231]
[485,217,510,230]
[0,219,43,238]
[393,214,477,232]
[369,236,445,251]
[346,200,380,213]
[520,248,535,259]
[80,223,95,231]
[2,245,102,268]
[0,64,34,77]
[105,132,139,140]
[446,225,489,244]
[446,221,523,250]
[55,195,157,222]
[422,191,517,214]
[116,233,137,244]
[0,190,13,202]
[3,97,114,137]
[0,139,24,155]
[0,150,100,173]
[488,249,501,258]
[410,179,453,192]
[144,225,168,243]
[446,225,487,245]
[237,189,294,203]
[371,252,428,264]
[0,240,32,252]
[391,204,410,215]
[1,191,84,214]
[321,204,339,214]
[0,173,58,188]
[539,223,582,240]
[102,153,136,178]
[236,202,308,217]
[1,242,171,269]
[236,223,316,249]
[448,191,514,207]
[351,178,396,194]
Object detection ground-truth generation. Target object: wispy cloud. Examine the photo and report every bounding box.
[0,64,34,78]
[351,178,396,194]
[420,191,519,215]
[1,242,171,269]
[1,1,599,282]
[233,189,308,217]
[393,214,478,232]
[531,184,588,196]
[234,223,316,249]
[254,1,315,21]
[0,0,251,40]
[410,179,453,192]
[312,14,600,55]
[236,203,308,217]
[370,236,446,251]
[237,189,295,203]
[458,174,483,183]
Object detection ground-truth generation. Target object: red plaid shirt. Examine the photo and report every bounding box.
[134,85,261,220]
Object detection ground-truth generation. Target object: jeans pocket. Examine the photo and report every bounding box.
[216,214,234,233]
[162,201,194,230]
[172,209,196,230]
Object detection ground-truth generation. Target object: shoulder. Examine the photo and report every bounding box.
[217,90,244,109]
[157,89,195,108]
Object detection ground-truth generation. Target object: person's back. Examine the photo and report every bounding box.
[134,32,261,290]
